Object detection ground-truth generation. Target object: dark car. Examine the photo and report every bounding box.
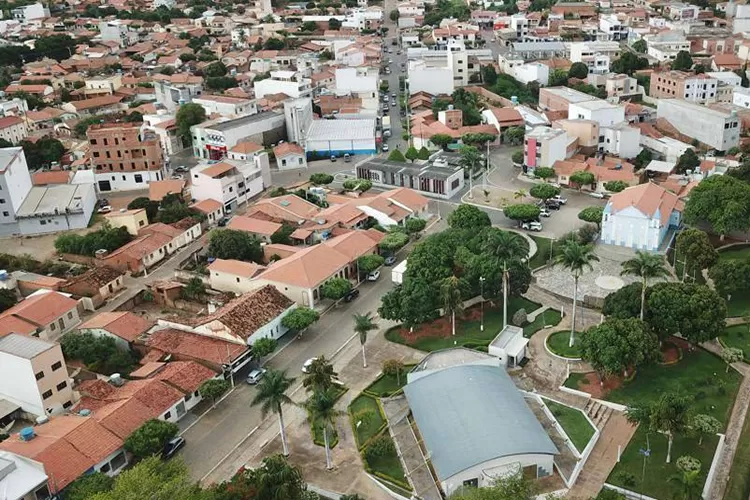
[545,200,561,210]
[217,217,230,227]
[384,255,397,266]
[162,437,185,460]
[344,289,360,302]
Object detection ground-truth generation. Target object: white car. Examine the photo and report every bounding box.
[521,221,542,232]
[539,208,551,217]
[97,205,112,214]
[302,358,318,373]
[551,194,568,205]
[246,368,266,384]
[382,144,389,152]
[367,270,381,281]
[588,192,605,199]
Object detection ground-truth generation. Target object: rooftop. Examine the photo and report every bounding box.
[207,111,283,132]
[16,184,95,218]
[79,312,153,342]
[0,333,53,359]
[306,118,376,142]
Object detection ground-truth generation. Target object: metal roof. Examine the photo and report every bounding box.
[306,118,376,142]
[403,364,558,480]
[16,183,94,218]
[0,333,53,359]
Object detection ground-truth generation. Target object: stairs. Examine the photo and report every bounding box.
[585,400,613,430]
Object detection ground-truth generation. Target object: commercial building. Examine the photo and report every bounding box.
[649,71,718,103]
[87,123,165,193]
[191,95,258,117]
[598,14,628,41]
[356,156,464,199]
[407,40,481,95]
[253,70,312,99]
[657,99,740,150]
[523,127,575,173]
[569,41,619,74]
[191,112,285,160]
[0,334,76,417]
[304,118,376,157]
[189,156,271,212]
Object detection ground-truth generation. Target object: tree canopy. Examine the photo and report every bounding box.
[503,203,540,222]
[672,51,694,71]
[123,419,179,460]
[55,222,132,256]
[578,206,604,229]
[579,318,660,379]
[529,183,560,201]
[448,204,491,230]
[568,62,589,79]
[602,282,643,320]
[281,307,320,331]
[208,229,263,263]
[645,282,726,344]
[176,103,207,146]
[321,277,352,300]
[675,149,701,175]
[684,171,750,238]
[61,332,137,375]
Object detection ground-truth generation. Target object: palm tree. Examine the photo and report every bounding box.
[482,230,528,327]
[440,275,463,336]
[251,369,295,456]
[651,393,691,464]
[554,240,599,347]
[513,189,528,200]
[621,250,668,320]
[250,454,307,500]
[353,312,378,368]
[305,388,345,470]
[302,355,338,393]
[668,469,702,500]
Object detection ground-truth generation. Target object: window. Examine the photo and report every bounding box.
[99,463,111,473]
[90,139,97,145]
[49,322,55,330]
[236,277,240,283]
[135,174,143,183]
[56,381,67,391]
[67,312,73,320]
[164,411,172,420]
[2,212,7,217]
[111,452,127,471]
[51,361,62,371]
[62,400,72,409]
[42,390,52,400]
[35,371,45,380]
[40,220,47,226]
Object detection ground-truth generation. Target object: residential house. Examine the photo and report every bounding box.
[227,216,283,243]
[601,182,683,251]
[78,312,153,350]
[0,451,51,500]
[274,142,307,170]
[0,291,81,341]
[60,266,126,310]
[98,232,173,274]
[140,219,202,252]
[190,198,225,225]
[0,116,28,144]
[523,126,576,174]
[189,157,270,213]
[143,328,253,374]
[552,156,639,192]
[105,209,149,236]
[208,259,265,295]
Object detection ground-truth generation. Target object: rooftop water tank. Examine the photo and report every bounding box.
[19,427,35,441]
[79,409,91,417]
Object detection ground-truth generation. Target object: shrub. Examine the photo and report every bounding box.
[615,471,637,488]
[512,308,527,326]
[365,434,396,460]
[578,224,599,244]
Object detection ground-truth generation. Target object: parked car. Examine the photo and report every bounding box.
[382,144,389,152]
[174,165,189,173]
[367,270,381,281]
[521,221,542,232]
[330,155,337,162]
[344,288,360,302]
[218,217,230,227]
[545,200,561,210]
[302,358,318,373]
[162,437,185,460]
[539,207,551,217]
[551,194,567,205]
[170,174,184,180]
[384,255,397,266]
[391,100,397,106]
[344,153,351,162]
[391,92,396,98]
[97,205,112,214]
[246,368,267,384]
[589,191,605,199]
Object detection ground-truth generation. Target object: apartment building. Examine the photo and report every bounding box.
[0,334,76,417]
[657,99,740,150]
[588,73,640,99]
[154,76,204,112]
[87,123,165,193]
[254,70,312,99]
[649,71,718,103]
[569,41,619,75]
[408,40,479,95]
[0,116,28,144]
[192,95,258,118]
[334,67,379,112]
[599,14,628,41]
[190,156,271,212]
[645,31,691,61]
[191,112,285,160]
[523,126,575,173]
[11,2,48,22]
[568,100,625,127]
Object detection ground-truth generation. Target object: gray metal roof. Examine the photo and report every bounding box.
[403,364,558,480]
[16,183,94,218]
[0,333,53,359]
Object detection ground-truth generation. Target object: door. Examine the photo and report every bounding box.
[98,180,112,191]
[175,401,186,418]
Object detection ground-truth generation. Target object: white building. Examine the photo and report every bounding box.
[569,41,620,75]
[141,112,181,156]
[0,116,28,145]
[305,118,377,157]
[191,111,285,160]
[657,99,740,151]
[512,62,550,86]
[253,70,312,99]
[733,87,750,109]
[334,67,379,111]
[646,31,691,62]
[407,40,476,95]
[189,156,270,212]
[601,182,682,251]
[273,143,307,170]
[11,2,48,22]
[283,98,314,146]
[192,95,257,117]
[601,122,641,158]
[0,451,51,500]
[706,71,742,88]
[523,127,573,173]
[98,20,138,47]
[569,100,625,127]
[599,14,628,41]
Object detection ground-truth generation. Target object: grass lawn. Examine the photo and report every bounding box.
[545,399,595,453]
[349,394,385,448]
[724,405,750,500]
[606,348,740,426]
[726,290,750,318]
[721,324,750,361]
[608,426,719,499]
[366,370,409,397]
[310,386,347,448]
[718,245,750,262]
[523,308,563,338]
[564,372,590,390]
[528,235,558,269]
[384,296,541,352]
[365,438,409,487]
[546,330,581,359]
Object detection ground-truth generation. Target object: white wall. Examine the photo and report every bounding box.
[408,67,454,96]
[246,304,297,345]
[95,170,162,192]
[601,205,659,250]
[0,354,42,416]
[0,149,32,220]
[278,153,307,170]
[443,453,555,497]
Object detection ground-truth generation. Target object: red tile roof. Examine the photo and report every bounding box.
[0,291,78,335]
[153,361,217,393]
[79,311,153,342]
[145,328,248,365]
[191,198,223,214]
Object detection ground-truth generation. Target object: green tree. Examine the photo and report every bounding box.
[357,254,385,276]
[450,472,535,500]
[301,20,318,31]
[632,39,647,53]
[0,289,17,313]
[676,228,718,280]
[252,337,278,358]
[228,454,310,500]
[343,179,373,192]
[264,38,286,50]
[387,148,406,162]
[65,472,115,500]
[568,61,589,79]
[305,388,345,469]
[634,148,653,169]
[389,9,399,21]
[722,347,744,373]
[328,18,342,29]
[529,183,560,201]
[534,166,555,181]
[379,230,410,253]
[482,64,498,85]
[199,378,230,407]
[251,369,295,456]
[645,282,727,345]
[127,196,159,221]
[672,50,694,71]
[60,331,136,375]
[481,230,529,324]
[554,240,599,346]
[204,61,227,77]
[88,457,199,500]
[503,203,541,222]
[20,137,65,170]
[405,146,419,162]
[610,51,650,75]
[604,180,628,193]
[503,126,525,146]
[430,133,453,150]
[353,312,378,367]
[440,275,464,336]
[549,68,569,86]
[570,170,596,189]
[690,414,722,444]
[418,146,431,160]
[180,277,205,300]
[709,259,750,299]
[206,76,238,91]
[626,392,692,463]
[281,307,320,332]
[124,419,179,460]
[55,223,133,256]
[405,217,426,235]
[621,250,669,320]
[176,103,206,146]
[684,175,750,240]
[578,206,604,230]
[675,149,701,174]
[448,204,491,230]
[382,359,405,386]
[669,469,702,500]
[309,173,334,185]
[580,318,660,380]
[208,229,263,263]
[321,277,352,300]
[459,145,482,174]
[303,356,338,393]
[271,223,296,245]
[603,282,643,319]
[511,150,524,165]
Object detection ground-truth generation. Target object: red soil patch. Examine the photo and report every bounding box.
[575,371,624,399]
[660,341,681,364]
[395,302,490,344]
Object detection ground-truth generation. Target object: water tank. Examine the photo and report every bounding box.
[0,270,7,281]
[109,373,124,387]
[511,95,519,105]
[19,427,35,441]
[35,415,49,425]
[79,409,91,417]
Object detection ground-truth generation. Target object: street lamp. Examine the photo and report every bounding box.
[479,276,485,332]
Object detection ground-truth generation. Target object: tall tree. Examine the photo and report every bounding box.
[529,183,560,202]
[632,39,647,53]
[481,230,528,327]
[353,312,378,368]
[302,356,338,393]
[578,206,604,230]
[626,392,692,463]
[252,369,295,456]
[709,259,750,299]
[554,240,599,346]
[684,175,750,240]
[305,388,345,470]
[675,149,701,175]
[440,275,464,336]
[672,50,694,71]
[430,133,453,150]
[690,414,721,445]
[568,61,589,79]
[676,228,718,281]
[88,457,201,500]
[208,229,263,263]
[579,318,660,381]
[448,204,491,230]
[459,145,483,174]
[645,282,727,345]
[602,282,642,320]
[450,472,535,500]
[124,419,179,460]
[503,126,525,146]
[621,250,669,320]
[175,103,206,146]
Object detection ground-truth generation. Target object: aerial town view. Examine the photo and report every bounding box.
[1,0,750,498]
